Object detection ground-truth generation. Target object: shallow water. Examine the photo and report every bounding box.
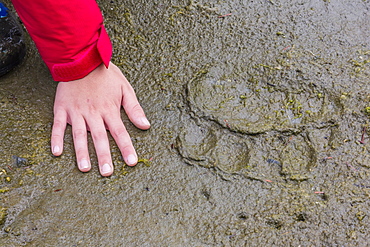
[1,0,370,245]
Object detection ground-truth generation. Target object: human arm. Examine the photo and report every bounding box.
[11,0,150,176]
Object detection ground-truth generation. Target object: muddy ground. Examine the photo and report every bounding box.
[1,0,370,246]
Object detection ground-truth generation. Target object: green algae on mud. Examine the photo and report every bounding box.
[0,208,7,226]
[1,0,370,246]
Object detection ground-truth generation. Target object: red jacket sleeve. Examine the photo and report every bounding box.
[11,0,112,81]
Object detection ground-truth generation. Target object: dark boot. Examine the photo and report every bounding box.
[0,2,26,77]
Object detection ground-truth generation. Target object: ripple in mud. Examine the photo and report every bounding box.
[176,120,249,174]
[187,77,339,134]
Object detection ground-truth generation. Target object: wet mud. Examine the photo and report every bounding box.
[1,0,370,246]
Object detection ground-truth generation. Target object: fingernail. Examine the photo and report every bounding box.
[101,163,112,175]
[126,154,137,166]
[53,145,60,154]
[80,159,90,170]
[141,117,150,127]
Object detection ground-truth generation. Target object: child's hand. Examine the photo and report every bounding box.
[50,62,150,176]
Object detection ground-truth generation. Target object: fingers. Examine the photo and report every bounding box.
[55,109,136,176]
[121,81,151,130]
[87,118,113,176]
[71,117,91,173]
[52,63,149,177]
[104,115,138,166]
[51,110,67,156]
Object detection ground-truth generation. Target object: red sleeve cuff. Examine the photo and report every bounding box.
[48,25,112,82]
